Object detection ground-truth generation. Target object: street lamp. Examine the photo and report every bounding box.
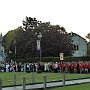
[37,32,42,61]
[60,53,65,86]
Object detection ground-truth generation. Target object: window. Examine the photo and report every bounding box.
[73,44,79,51]
[73,45,76,51]
[77,45,79,50]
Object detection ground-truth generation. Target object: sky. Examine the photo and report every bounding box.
[0,0,90,39]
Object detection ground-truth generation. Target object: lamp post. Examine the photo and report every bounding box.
[37,32,42,61]
[60,53,65,86]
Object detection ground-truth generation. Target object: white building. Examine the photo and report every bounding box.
[0,33,5,62]
[70,32,87,57]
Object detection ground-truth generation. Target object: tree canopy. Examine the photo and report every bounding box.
[86,33,90,42]
[86,33,90,55]
[3,17,74,62]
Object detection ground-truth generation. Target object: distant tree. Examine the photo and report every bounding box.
[87,42,90,55]
[86,33,90,42]
[3,27,24,61]
[3,28,17,52]
[86,33,90,55]
[23,16,40,31]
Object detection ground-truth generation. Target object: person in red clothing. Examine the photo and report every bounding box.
[65,62,69,73]
[85,62,88,73]
[79,62,83,73]
[59,62,63,72]
[63,62,66,72]
[59,61,66,72]
[76,62,80,73]
[88,62,90,73]
[67,62,71,73]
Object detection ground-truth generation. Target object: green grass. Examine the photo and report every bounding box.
[47,83,90,90]
[0,72,90,86]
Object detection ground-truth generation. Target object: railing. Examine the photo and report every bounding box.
[0,72,90,90]
[0,74,47,90]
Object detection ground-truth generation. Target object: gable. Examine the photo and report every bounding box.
[69,32,87,57]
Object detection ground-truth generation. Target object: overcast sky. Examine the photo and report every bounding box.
[0,0,90,38]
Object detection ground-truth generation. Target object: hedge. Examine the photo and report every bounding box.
[15,56,90,63]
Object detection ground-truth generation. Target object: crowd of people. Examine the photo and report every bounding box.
[0,61,90,74]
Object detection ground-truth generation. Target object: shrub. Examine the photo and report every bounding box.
[37,70,42,73]
[26,70,30,73]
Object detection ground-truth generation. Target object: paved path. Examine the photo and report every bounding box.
[2,78,90,90]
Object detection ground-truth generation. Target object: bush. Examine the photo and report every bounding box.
[64,56,90,62]
[16,56,90,63]
[26,70,30,73]
[37,70,42,73]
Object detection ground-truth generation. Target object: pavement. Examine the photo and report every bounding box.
[2,78,90,90]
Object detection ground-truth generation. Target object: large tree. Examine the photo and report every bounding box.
[22,17,73,57]
[3,17,74,62]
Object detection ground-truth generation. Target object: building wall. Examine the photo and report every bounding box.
[71,34,87,57]
[0,34,5,62]
[0,46,5,61]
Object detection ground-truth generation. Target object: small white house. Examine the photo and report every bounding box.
[69,32,87,57]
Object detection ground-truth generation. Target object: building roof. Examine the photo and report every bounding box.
[69,32,87,43]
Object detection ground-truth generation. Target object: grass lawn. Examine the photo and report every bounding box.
[47,83,90,90]
[0,72,90,86]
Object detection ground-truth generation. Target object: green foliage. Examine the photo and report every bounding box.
[86,33,90,56]
[37,70,42,73]
[26,70,30,73]
[3,30,16,51]
[86,33,90,41]
[3,17,74,62]
[64,56,90,62]
[16,56,90,63]
[87,42,90,55]
[22,17,73,57]
[3,27,24,60]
